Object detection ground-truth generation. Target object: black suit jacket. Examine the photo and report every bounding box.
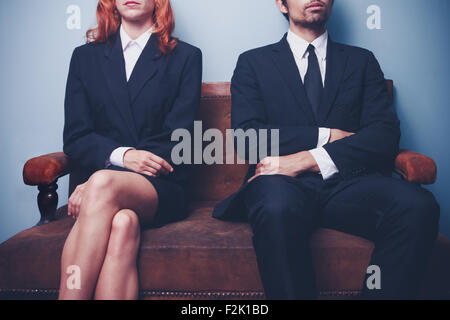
[63,31,202,186]
[212,33,401,220]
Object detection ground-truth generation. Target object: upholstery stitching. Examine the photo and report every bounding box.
[0,288,365,297]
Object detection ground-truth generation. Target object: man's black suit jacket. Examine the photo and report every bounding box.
[63,31,202,186]
[212,33,401,220]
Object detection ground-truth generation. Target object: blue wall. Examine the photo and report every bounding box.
[1,0,449,243]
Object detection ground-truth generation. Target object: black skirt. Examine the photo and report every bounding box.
[106,165,189,228]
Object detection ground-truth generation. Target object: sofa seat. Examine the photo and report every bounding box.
[4,199,446,300]
[2,200,450,299]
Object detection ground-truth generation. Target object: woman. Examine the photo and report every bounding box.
[59,0,202,299]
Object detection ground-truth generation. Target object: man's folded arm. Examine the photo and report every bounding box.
[322,51,401,178]
[231,53,323,161]
[309,126,339,180]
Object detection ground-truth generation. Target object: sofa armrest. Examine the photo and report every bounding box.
[394,149,437,185]
[23,152,70,186]
[23,152,71,226]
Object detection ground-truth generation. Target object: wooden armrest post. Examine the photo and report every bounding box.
[23,152,70,226]
[37,181,59,226]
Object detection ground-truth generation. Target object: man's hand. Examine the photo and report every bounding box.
[248,151,320,183]
[68,182,87,219]
[247,128,355,183]
[123,150,174,177]
[329,129,355,143]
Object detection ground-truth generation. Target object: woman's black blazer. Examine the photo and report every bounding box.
[63,31,202,185]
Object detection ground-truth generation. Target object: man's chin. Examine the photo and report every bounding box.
[296,18,328,30]
[309,14,328,23]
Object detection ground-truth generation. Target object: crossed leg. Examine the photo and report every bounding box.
[94,209,141,300]
[58,169,159,300]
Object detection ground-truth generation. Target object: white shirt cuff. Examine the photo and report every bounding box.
[309,147,339,180]
[317,127,331,148]
[108,147,135,168]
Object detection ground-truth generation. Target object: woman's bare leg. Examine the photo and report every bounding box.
[58,170,158,300]
[94,209,141,300]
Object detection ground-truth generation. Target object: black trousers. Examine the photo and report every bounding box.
[242,172,440,299]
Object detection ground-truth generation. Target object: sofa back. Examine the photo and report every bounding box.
[69,81,393,201]
[189,83,249,202]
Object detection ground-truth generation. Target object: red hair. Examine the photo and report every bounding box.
[86,0,177,55]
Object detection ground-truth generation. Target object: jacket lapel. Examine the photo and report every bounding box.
[127,34,161,105]
[316,37,348,124]
[102,31,138,144]
[270,34,317,125]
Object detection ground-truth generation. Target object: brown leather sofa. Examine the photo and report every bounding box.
[1,81,449,300]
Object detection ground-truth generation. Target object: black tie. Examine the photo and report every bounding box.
[304,44,323,119]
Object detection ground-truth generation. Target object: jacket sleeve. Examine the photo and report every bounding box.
[135,48,203,163]
[231,53,319,162]
[63,47,122,171]
[323,51,401,178]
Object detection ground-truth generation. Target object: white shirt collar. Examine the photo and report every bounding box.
[120,24,154,51]
[287,29,328,61]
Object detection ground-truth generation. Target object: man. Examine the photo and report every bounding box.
[212,0,440,299]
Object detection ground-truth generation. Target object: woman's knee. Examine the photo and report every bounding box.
[108,209,141,253]
[80,170,120,213]
[112,209,140,232]
[85,170,119,197]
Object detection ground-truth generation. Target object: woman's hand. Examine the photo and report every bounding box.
[123,149,174,177]
[68,182,87,219]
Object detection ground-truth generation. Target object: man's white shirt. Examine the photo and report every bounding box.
[286,29,339,180]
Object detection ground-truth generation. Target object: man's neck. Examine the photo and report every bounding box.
[121,18,154,40]
[289,22,327,43]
